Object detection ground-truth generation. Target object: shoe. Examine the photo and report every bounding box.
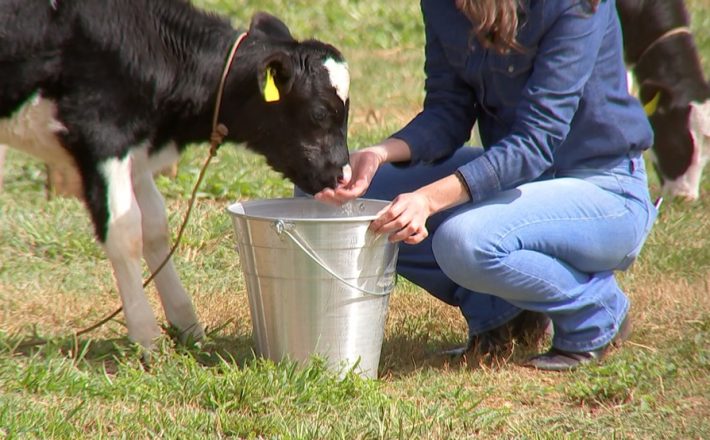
[441,310,551,357]
[524,316,632,371]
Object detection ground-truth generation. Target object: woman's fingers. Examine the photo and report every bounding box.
[315,179,367,205]
[403,228,428,245]
[370,195,429,244]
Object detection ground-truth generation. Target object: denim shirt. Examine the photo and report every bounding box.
[391,0,653,203]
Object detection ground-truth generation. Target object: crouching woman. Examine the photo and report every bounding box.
[315,0,658,370]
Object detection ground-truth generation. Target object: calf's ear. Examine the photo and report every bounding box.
[249,12,293,41]
[257,52,296,103]
[639,80,672,115]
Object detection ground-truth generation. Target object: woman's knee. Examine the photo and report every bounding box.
[431,214,503,292]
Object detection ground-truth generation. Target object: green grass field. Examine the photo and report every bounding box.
[1,1,709,438]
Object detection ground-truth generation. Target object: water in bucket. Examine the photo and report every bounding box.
[227,198,399,379]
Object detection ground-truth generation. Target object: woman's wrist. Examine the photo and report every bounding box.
[416,173,471,215]
[368,137,411,165]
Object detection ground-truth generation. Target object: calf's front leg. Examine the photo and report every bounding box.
[99,157,162,349]
[133,171,204,343]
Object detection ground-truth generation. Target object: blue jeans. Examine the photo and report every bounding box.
[363,147,656,352]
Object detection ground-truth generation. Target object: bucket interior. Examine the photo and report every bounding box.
[227,198,388,222]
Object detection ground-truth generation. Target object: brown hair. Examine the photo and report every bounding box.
[455,0,602,53]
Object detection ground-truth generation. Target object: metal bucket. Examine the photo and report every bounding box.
[227,198,398,379]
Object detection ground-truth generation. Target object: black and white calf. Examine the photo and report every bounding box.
[0,0,351,349]
[617,0,710,200]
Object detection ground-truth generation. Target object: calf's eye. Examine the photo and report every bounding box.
[311,108,327,123]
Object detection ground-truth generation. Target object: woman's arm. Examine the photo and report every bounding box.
[369,172,470,244]
[391,0,479,165]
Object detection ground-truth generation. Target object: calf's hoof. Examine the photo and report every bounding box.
[179,321,205,345]
[128,325,163,351]
[165,321,205,346]
[126,316,163,351]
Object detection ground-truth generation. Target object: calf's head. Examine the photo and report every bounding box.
[640,82,710,200]
[224,13,351,195]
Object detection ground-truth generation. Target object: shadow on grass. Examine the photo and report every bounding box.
[0,328,259,372]
[2,324,549,379]
[378,331,550,378]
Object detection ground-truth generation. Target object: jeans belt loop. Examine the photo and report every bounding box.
[628,152,639,174]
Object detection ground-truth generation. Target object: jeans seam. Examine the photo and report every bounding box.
[493,209,630,253]
[552,301,629,351]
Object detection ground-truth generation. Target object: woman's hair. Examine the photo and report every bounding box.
[455,0,601,53]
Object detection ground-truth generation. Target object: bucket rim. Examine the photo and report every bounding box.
[226,197,390,223]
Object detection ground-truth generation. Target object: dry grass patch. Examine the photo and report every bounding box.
[346,47,424,139]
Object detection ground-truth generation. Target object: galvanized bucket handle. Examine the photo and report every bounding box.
[273,220,395,296]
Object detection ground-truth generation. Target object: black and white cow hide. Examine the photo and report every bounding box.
[0,0,352,349]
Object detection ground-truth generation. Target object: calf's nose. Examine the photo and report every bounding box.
[338,164,352,185]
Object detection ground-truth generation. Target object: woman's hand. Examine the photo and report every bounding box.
[314,146,387,205]
[372,173,472,245]
[371,192,433,245]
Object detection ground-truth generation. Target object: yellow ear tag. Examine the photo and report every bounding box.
[644,91,661,116]
[263,68,280,102]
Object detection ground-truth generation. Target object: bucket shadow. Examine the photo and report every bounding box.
[4,325,542,378]
[188,333,257,367]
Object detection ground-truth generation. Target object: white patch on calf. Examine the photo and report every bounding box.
[101,155,141,257]
[690,99,710,162]
[100,153,161,348]
[0,93,74,168]
[661,100,710,200]
[324,58,350,104]
[101,142,178,251]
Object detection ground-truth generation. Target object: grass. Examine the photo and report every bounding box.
[1,1,709,438]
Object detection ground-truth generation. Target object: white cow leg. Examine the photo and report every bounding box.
[133,171,204,343]
[101,157,161,349]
